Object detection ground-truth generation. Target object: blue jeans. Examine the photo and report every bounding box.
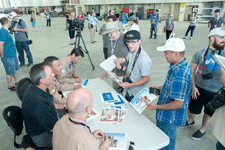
[216,141,225,150]
[16,41,33,64]
[156,120,178,150]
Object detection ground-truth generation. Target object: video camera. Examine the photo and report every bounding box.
[72,18,84,30]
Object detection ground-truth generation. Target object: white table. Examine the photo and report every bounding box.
[85,78,169,150]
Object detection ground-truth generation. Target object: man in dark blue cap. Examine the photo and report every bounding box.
[150,14,158,39]
[114,30,152,102]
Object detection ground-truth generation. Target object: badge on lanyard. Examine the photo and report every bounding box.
[50,88,56,94]
[68,64,72,69]
[61,68,66,74]
[197,66,205,75]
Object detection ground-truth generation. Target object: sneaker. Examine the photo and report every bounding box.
[182,37,186,39]
[19,64,25,67]
[191,130,206,140]
[8,86,15,91]
[26,63,33,67]
[179,120,195,128]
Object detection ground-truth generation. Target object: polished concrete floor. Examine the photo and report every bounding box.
[0,15,217,150]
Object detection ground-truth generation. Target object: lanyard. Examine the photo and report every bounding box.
[69,117,91,133]
[110,33,120,55]
[126,47,141,77]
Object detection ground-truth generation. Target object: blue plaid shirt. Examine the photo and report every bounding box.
[156,59,192,126]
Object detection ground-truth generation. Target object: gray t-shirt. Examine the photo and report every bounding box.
[99,24,110,48]
[126,47,152,96]
[108,33,129,76]
[190,17,196,26]
[11,19,28,42]
[209,17,224,31]
[166,19,174,31]
[192,46,225,93]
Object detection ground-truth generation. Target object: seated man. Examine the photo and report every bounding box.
[44,56,81,105]
[53,88,110,150]
[22,63,59,148]
[56,48,84,85]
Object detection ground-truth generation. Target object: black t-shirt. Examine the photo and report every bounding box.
[68,20,75,31]
[22,84,58,136]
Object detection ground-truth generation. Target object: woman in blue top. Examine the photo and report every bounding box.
[46,12,51,26]
[183,12,197,40]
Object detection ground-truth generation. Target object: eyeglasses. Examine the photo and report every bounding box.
[125,41,138,45]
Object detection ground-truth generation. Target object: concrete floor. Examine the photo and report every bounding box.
[0,15,217,150]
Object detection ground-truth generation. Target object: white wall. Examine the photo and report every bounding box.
[81,0,225,5]
[9,0,61,7]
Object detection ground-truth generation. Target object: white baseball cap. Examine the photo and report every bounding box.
[208,28,225,38]
[8,12,18,19]
[157,38,185,52]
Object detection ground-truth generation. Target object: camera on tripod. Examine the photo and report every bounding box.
[72,18,84,30]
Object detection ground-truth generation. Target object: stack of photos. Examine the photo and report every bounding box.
[87,109,99,121]
[105,133,126,150]
[100,92,125,105]
[100,108,127,124]
[130,88,157,114]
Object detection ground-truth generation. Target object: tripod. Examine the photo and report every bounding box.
[74,28,95,71]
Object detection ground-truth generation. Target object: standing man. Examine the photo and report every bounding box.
[114,30,152,101]
[208,9,224,31]
[149,14,158,39]
[121,11,128,26]
[56,48,84,85]
[109,10,117,22]
[101,22,129,92]
[0,17,19,91]
[9,12,33,67]
[99,16,113,59]
[22,63,59,148]
[211,67,225,150]
[146,38,192,150]
[44,56,81,105]
[53,88,111,150]
[46,12,51,27]
[88,12,98,43]
[180,28,225,140]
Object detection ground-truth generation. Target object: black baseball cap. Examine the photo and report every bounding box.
[124,30,141,42]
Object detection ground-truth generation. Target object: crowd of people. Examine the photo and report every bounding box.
[0,8,225,150]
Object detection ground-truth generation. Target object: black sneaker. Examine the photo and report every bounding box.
[191,130,206,140]
[8,86,15,91]
[179,120,195,128]
[19,64,25,67]
[26,63,33,67]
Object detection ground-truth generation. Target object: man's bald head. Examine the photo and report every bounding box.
[67,88,93,117]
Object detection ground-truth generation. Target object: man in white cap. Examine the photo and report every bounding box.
[180,28,225,141]
[146,38,192,150]
[101,21,129,92]
[9,11,33,67]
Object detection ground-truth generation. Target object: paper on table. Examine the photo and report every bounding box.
[100,55,117,72]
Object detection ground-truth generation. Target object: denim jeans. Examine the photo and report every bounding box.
[150,26,157,39]
[216,141,225,150]
[156,120,178,150]
[16,41,33,64]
